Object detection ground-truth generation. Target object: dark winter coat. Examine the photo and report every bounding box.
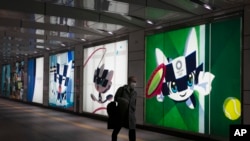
[114,85,137,129]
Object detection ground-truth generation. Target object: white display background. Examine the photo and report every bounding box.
[33,57,44,104]
[83,40,128,115]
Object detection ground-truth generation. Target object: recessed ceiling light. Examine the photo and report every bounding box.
[146,20,154,25]
[36,45,44,49]
[155,25,162,29]
[108,31,113,35]
[203,4,212,10]
[81,38,86,41]
[190,0,214,10]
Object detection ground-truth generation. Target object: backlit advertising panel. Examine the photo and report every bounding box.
[145,17,241,138]
[1,64,11,97]
[27,57,44,104]
[49,51,74,110]
[11,61,24,100]
[83,40,128,115]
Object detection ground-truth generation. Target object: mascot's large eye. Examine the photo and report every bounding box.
[169,81,178,93]
[187,73,194,87]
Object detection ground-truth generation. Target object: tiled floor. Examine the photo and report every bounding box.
[0,98,214,141]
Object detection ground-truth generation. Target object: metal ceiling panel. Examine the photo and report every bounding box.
[0,0,248,62]
[160,0,211,15]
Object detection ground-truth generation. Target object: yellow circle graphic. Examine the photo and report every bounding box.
[223,97,241,120]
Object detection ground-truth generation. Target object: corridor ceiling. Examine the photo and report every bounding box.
[0,0,248,62]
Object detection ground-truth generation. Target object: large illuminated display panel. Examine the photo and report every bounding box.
[11,61,24,100]
[146,25,208,132]
[49,51,74,110]
[83,40,128,115]
[145,17,241,138]
[1,64,11,97]
[27,57,44,104]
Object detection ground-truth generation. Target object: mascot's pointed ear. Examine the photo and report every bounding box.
[99,64,105,77]
[155,48,168,65]
[184,28,198,57]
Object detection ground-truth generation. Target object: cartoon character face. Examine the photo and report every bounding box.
[162,51,202,103]
[166,75,195,102]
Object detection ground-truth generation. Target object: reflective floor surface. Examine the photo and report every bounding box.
[0,98,213,141]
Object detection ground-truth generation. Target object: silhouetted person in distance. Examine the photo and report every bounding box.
[112,76,137,141]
